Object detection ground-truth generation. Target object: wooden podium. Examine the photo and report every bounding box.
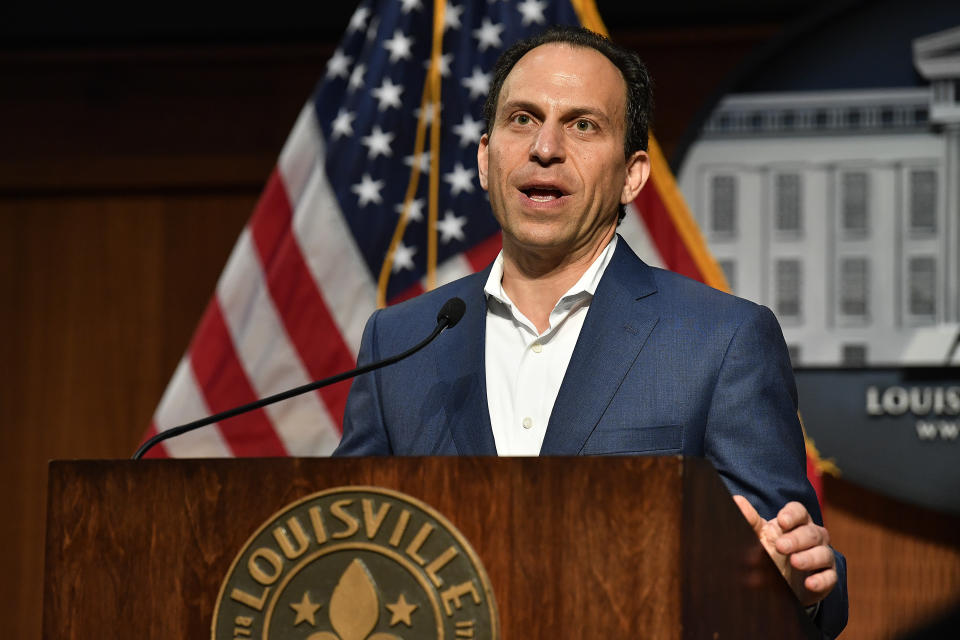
[43,456,817,639]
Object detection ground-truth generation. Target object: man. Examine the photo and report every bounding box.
[335,26,847,638]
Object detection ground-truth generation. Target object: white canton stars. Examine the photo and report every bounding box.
[444,2,465,31]
[326,49,352,79]
[352,174,385,206]
[348,6,370,33]
[404,150,431,173]
[462,66,491,99]
[413,102,442,125]
[372,78,404,111]
[395,198,425,223]
[392,242,418,272]
[383,30,414,63]
[444,162,476,195]
[348,64,366,92]
[361,125,395,159]
[438,211,468,243]
[473,17,504,51]
[423,52,453,77]
[453,114,484,146]
[331,109,356,140]
[517,0,547,25]
[334,1,555,288]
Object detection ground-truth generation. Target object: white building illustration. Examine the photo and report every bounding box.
[677,26,960,366]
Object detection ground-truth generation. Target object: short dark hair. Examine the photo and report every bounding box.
[482,26,653,223]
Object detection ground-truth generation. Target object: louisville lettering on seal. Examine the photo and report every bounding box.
[212,486,499,640]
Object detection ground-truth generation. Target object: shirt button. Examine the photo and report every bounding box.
[522,417,533,429]
[531,341,543,353]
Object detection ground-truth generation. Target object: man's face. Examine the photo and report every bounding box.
[478,43,649,258]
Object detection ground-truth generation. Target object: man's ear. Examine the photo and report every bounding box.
[477,133,489,191]
[620,149,650,205]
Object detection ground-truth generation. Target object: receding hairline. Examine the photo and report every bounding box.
[491,41,630,130]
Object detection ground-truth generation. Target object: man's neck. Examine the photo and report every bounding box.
[500,229,615,334]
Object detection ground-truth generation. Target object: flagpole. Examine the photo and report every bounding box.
[425,0,447,292]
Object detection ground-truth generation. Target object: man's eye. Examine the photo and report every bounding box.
[514,114,531,125]
[575,120,593,131]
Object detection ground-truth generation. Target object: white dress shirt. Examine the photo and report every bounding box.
[483,236,618,455]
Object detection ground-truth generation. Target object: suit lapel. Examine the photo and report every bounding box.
[439,269,498,455]
[540,240,660,455]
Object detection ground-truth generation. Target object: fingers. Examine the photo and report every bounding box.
[804,567,838,599]
[776,522,829,555]
[776,501,812,531]
[733,495,764,535]
[738,498,839,606]
[789,543,836,573]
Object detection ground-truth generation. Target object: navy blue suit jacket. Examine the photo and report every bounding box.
[335,238,847,638]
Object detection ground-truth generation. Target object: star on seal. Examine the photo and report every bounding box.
[386,593,418,627]
[290,591,322,626]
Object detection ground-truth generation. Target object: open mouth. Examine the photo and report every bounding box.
[520,186,567,202]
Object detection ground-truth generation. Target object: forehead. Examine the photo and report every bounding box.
[497,43,627,118]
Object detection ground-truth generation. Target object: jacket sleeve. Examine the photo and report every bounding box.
[704,303,848,638]
[332,309,394,456]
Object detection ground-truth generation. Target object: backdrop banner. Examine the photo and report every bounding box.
[796,368,960,514]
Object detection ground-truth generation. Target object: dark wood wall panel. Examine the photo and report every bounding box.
[0,193,251,639]
[0,44,330,192]
[822,476,960,640]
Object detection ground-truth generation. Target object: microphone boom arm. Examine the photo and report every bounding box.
[133,310,456,460]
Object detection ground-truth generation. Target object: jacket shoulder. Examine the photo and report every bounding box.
[648,265,769,324]
[371,270,488,331]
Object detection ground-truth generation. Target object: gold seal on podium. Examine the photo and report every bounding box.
[212,486,498,640]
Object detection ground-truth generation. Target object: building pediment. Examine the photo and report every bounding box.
[913,25,960,80]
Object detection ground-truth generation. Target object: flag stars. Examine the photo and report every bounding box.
[330,109,356,140]
[400,0,423,13]
[423,52,454,77]
[413,102,442,126]
[395,198,425,223]
[372,77,404,111]
[361,125,395,159]
[462,66,492,99]
[453,114,484,146]
[444,2,464,31]
[517,0,547,25]
[438,210,468,243]
[383,30,414,63]
[348,64,366,92]
[352,173,385,206]
[444,162,476,196]
[404,150,431,174]
[392,242,418,272]
[348,5,371,33]
[473,17,504,51]
[325,49,352,79]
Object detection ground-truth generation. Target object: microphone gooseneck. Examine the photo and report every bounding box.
[133,297,466,460]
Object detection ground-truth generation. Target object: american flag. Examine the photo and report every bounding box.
[143,0,790,484]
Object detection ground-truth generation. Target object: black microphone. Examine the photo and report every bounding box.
[133,297,467,460]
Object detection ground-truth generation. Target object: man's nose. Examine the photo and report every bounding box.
[529,123,565,165]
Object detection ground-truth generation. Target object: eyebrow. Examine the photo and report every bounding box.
[498,99,614,126]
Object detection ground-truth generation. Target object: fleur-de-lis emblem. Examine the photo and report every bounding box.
[307,559,403,640]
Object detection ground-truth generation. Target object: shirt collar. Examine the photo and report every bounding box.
[483,235,618,309]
